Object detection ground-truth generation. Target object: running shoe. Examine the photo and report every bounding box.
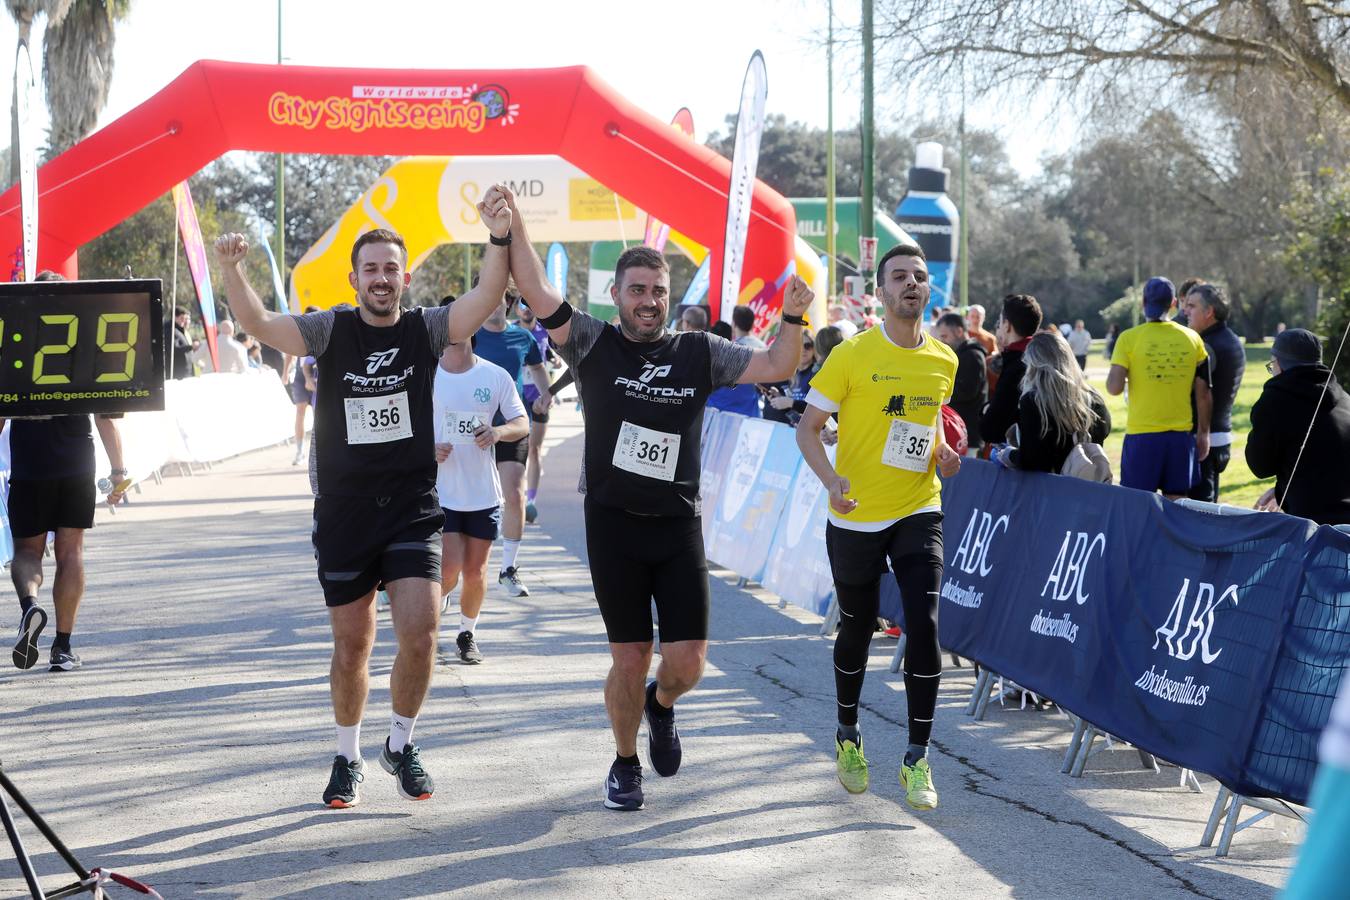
[836,735,869,794]
[291,446,305,466]
[48,648,82,672]
[900,757,939,810]
[525,501,538,524]
[603,760,644,811]
[376,590,390,612]
[440,592,453,615]
[322,755,365,808]
[456,630,482,664]
[498,567,530,597]
[380,739,434,801]
[12,606,46,670]
[644,681,682,777]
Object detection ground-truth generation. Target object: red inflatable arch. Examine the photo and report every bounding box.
[0,62,797,319]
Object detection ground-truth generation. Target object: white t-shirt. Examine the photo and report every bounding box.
[433,357,527,512]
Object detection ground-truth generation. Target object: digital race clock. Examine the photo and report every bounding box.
[0,279,165,417]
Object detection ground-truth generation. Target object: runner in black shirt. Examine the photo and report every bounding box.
[499,186,815,811]
[213,184,513,809]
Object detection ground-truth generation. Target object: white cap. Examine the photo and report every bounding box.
[915,141,944,170]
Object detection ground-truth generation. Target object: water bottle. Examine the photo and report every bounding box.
[894,141,960,315]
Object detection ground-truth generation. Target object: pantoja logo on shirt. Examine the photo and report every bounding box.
[366,349,399,374]
[640,363,671,383]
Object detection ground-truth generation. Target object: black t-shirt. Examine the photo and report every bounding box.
[8,416,95,480]
[556,312,753,518]
[295,305,451,498]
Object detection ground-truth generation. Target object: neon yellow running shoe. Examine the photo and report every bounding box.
[900,757,938,810]
[836,736,869,794]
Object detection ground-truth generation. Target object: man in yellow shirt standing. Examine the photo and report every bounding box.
[1106,277,1212,499]
[797,245,962,810]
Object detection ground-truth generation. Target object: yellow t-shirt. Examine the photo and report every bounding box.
[807,327,957,526]
[1110,320,1210,434]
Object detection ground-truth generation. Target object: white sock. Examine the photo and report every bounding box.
[389,713,417,753]
[459,613,479,634]
[336,723,361,763]
[501,539,521,572]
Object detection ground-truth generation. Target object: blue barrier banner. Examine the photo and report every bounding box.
[938,460,1320,795]
[706,418,801,581]
[698,411,742,548]
[763,445,836,616]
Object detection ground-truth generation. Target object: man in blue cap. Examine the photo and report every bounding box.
[1106,277,1212,498]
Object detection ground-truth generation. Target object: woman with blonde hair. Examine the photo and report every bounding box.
[994,331,1111,473]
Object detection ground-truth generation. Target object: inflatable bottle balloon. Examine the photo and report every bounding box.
[894,141,959,314]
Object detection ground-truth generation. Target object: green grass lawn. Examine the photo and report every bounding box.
[1086,342,1273,508]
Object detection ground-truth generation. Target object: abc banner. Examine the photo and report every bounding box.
[935,461,1315,793]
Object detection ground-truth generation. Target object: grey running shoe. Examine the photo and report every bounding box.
[456,630,483,664]
[603,760,644,811]
[498,567,530,597]
[380,740,434,800]
[13,606,46,670]
[323,755,365,808]
[644,681,682,777]
[48,647,81,672]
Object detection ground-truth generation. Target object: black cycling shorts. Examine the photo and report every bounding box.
[6,475,96,538]
[495,436,529,466]
[528,404,549,425]
[312,489,442,607]
[584,497,709,644]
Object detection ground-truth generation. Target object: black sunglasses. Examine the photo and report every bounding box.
[803,340,814,349]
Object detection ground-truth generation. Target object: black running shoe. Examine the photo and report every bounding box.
[379,740,434,800]
[12,606,46,670]
[48,647,81,672]
[603,760,644,811]
[645,681,682,777]
[456,630,483,664]
[323,755,365,808]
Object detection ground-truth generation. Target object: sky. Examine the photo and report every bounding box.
[0,0,1072,181]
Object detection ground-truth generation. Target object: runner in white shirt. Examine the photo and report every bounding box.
[433,326,529,664]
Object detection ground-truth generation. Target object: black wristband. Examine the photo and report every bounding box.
[488,231,512,246]
[782,313,808,326]
[538,301,574,330]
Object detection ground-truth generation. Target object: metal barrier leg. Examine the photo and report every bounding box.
[1137,749,1160,773]
[1217,794,1245,857]
[1062,715,1087,774]
[974,671,998,721]
[965,668,991,716]
[1180,768,1203,793]
[1201,785,1232,847]
[736,577,748,588]
[1070,726,1100,777]
[889,634,907,673]
[820,596,840,636]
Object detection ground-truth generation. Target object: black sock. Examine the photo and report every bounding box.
[53,631,71,653]
[837,723,861,746]
[19,596,36,614]
[646,683,673,718]
[615,753,640,767]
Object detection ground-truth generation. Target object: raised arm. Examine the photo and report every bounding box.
[446,185,514,342]
[499,186,570,346]
[213,234,307,358]
[738,276,813,384]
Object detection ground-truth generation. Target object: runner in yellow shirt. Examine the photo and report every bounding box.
[797,244,961,810]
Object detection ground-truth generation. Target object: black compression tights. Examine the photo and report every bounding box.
[834,555,943,747]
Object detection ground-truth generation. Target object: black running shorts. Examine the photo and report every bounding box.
[494,436,529,466]
[584,497,709,643]
[6,475,96,538]
[312,488,443,607]
[442,505,501,542]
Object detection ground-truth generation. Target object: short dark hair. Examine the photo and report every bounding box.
[1187,282,1229,322]
[350,228,408,272]
[731,304,755,333]
[614,246,668,289]
[875,243,926,283]
[1178,277,1205,298]
[1000,293,1043,339]
[439,295,456,307]
[681,305,709,331]
[34,270,64,282]
[710,320,734,340]
[936,312,966,332]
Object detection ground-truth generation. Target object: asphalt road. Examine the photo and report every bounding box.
[0,406,1300,898]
